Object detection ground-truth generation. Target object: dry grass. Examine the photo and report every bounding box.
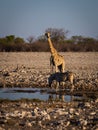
[0,52,98,79]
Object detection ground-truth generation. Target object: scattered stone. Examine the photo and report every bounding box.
[3,71,10,77]
[20,111,27,118]
[69,108,75,114]
[26,122,32,127]
[0,67,97,90]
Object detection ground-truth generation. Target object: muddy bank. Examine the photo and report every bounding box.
[0,99,98,130]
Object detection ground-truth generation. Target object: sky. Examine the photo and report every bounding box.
[0,0,98,40]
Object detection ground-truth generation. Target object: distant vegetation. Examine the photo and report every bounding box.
[0,28,98,52]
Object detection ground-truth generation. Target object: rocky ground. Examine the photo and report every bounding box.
[0,66,98,90]
[0,52,98,129]
[0,99,98,130]
[0,52,98,90]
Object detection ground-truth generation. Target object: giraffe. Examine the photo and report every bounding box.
[45,32,65,73]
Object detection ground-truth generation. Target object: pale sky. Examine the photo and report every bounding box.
[0,0,98,40]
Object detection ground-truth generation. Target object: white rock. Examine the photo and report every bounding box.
[85,102,90,107]
[75,112,79,116]
[83,126,87,130]
[64,111,69,115]
[95,98,98,103]
[53,115,57,119]
[43,114,51,120]
[65,121,70,127]
[20,111,27,118]
[33,111,38,116]
[26,112,32,118]
[27,122,32,127]
[41,110,47,116]
[57,125,63,130]
[90,112,96,115]
[69,115,73,118]
[80,119,87,126]
[69,108,75,114]
[56,109,65,116]
[14,110,19,115]
[38,121,42,127]
[21,103,27,108]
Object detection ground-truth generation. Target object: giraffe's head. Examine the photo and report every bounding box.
[45,32,50,38]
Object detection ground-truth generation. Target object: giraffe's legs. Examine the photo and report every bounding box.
[55,65,59,72]
[62,62,65,73]
[50,64,54,73]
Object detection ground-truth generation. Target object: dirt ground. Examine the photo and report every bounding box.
[0,52,98,78]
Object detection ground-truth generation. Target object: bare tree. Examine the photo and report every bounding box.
[45,28,69,43]
[27,36,35,44]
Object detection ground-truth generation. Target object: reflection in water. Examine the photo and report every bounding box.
[48,93,73,102]
[48,94,65,101]
[48,90,98,102]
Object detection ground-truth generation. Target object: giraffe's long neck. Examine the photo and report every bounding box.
[48,37,57,56]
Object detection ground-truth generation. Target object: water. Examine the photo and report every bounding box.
[0,88,72,101]
[0,88,97,102]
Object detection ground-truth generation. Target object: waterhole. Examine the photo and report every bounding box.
[0,88,97,102]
